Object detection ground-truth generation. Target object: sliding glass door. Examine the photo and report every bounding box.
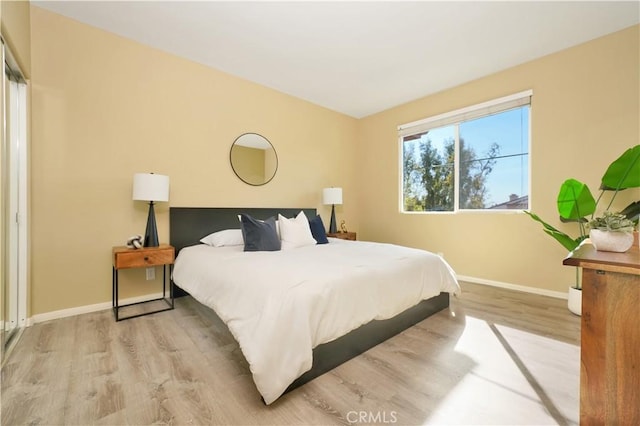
[1,38,28,363]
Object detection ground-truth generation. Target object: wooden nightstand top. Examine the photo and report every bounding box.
[112,244,175,269]
[327,232,356,241]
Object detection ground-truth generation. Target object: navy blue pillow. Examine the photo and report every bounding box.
[240,214,281,252]
[308,214,329,244]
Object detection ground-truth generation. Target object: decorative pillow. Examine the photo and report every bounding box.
[238,214,280,237]
[308,214,329,244]
[278,211,317,250]
[200,229,244,247]
[240,214,281,252]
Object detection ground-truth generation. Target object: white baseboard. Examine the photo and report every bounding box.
[457,275,568,300]
[28,277,566,324]
[29,292,166,325]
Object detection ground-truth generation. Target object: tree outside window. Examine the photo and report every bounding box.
[401,104,529,212]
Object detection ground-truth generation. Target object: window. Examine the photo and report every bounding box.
[399,91,531,212]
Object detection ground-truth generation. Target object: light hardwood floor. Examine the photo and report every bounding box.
[1,282,580,425]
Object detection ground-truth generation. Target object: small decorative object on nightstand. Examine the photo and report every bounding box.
[327,232,356,241]
[112,244,175,321]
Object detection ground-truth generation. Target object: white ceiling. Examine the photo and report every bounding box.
[34,1,640,118]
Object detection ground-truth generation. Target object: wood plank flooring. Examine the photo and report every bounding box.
[1,282,580,425]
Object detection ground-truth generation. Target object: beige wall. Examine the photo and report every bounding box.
[357,25,640,294]
[27,5,640,315]
[29,6,358,315]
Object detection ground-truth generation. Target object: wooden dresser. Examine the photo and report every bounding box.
[563,242,639,425]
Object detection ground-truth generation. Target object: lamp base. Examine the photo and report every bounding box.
[144,202,159,247]
[329,204,337,234]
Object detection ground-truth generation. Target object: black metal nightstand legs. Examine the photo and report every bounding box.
[112,264,174,321]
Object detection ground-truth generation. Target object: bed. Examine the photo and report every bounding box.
[170,207,460,404]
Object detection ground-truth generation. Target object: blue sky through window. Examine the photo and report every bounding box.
[461,106,529,207]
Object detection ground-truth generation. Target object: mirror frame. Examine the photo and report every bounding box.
[230,133,278,186]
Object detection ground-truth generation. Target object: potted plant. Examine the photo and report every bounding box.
[525,145,640,315]
[587,211,635,252]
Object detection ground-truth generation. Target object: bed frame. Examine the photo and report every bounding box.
[169,207,450,399]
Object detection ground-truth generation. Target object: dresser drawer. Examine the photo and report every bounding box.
[327,232,356,241]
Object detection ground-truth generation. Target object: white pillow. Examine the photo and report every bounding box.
[200,229,244,247]
[278,211,317,250]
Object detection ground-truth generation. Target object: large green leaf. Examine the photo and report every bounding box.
[620,200,640,223]
[523,211,584,251]
[601,145,640,190]
[543,229,585,252]
[556,179,596,221]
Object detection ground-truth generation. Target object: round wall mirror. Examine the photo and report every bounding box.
[230,133,278,186]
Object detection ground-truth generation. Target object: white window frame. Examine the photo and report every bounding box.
[398,90,532,214]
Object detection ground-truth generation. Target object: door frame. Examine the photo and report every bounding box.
[1,37,29,358]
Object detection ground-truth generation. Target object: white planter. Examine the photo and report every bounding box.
[568,286,582,316]
[589,229,634,253]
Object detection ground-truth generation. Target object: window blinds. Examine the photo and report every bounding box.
[398,90,532,138]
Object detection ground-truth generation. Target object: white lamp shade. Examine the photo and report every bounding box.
[133,173,170,202]
[323,187,343,205]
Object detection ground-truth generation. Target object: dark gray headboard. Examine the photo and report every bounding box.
[169,207,317,255]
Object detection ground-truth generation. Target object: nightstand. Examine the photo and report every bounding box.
[327,232,356,241]
[112,244,175,321]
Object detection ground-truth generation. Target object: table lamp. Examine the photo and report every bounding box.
[133,173,170,247]
[323,187,342,234]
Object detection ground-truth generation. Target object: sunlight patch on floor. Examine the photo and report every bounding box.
[424,316,579,425]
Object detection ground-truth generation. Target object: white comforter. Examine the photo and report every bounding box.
[172,238,460,404]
